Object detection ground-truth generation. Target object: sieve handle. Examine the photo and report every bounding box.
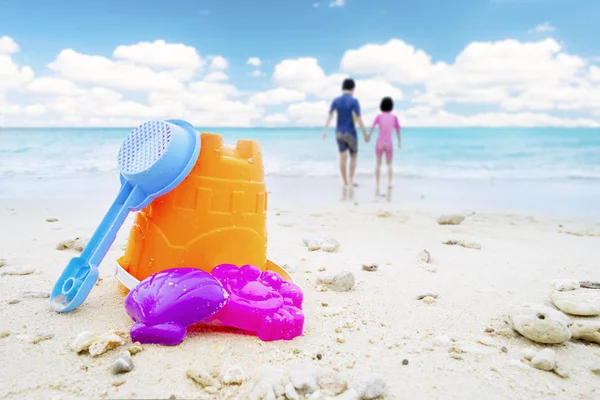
[50,182,145,312]
[82,182,145,266]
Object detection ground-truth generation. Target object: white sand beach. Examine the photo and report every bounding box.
[1,192,599,400]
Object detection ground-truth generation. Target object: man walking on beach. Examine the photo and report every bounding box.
[322,78,368,188]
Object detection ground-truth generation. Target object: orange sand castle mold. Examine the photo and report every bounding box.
[117,132,291,283]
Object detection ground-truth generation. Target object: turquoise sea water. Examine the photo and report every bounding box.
[1,127,599,218]
[1,127,600,180]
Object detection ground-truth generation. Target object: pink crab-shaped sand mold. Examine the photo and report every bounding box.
[205,264,304,341]
[124,264,304,345]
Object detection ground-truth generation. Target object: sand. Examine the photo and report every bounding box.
[0,197,599,400]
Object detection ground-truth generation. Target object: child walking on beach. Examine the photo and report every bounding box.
[367,97,401,199]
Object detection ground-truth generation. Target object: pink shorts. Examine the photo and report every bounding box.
[375,143,393,162]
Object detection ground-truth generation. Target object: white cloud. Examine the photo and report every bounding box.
[1,35,600,128]
[203,71,229,82]
[247,57,262,67]
[0,38,34,93]
[249,88,306,106]
[329,0,344,7]
[209,55,229,71]
[251,70,264,78]
[0,36,20,54]
[27,77,85,96]
[340,39,434,84]
[530,22,556,33]
[48,49,186,91]
[113,39,204,78]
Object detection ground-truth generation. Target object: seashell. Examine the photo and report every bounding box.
[124,268,227,346]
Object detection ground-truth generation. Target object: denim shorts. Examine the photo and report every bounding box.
[336,132,358,154]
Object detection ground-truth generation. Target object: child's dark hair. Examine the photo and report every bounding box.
[342,78,355,91]
[380,97,393,112]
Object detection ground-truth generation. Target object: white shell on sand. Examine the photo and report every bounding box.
[436,214,465,225]
[550,289,600,316]
[552,279,580,292]
[317,271,355,292]
[56,236,89,252]
[531,348,556,371]
[284,382,300,400]
[303,237,340,252]
[89,332,125,356]
[354,373,386,400]
[71,331,99,353]
[417,250,431,263]
[361,264,378,272]
[508,304,572,344]
[569,320,600,344]
[321,239,340,252]
[72,330,125,356]
[221,365,245,385]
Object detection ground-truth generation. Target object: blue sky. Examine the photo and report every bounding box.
[1,0,600,127]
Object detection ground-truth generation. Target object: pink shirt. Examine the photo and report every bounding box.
[372,112,400,147]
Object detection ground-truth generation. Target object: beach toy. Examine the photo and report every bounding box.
[124,268,227,345]
[50,120,200,312]
[204,264,304,341]
[116,132,292,287]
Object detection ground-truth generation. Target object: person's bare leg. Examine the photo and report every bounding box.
[386,159,393,202]
[339,151,348,186]
[375,156,382,197]
[349,152,358,186]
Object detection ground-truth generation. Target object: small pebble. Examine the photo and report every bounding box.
[316,353,323,360]
[0,331,9,339]
[112,379,126,387]
[0,259,6,268]
[336,334,346,344]
[402,359,409,366]
[416,292,439,300]
[46,217,59,222]
[127,342,143,355]
[531,348,556,371]
[476,336,494,347]
[437,214,465,225]
[289,362,319,393]
[421,296,436,304]
[443,240,481,250]
[501,346,508,353]
[111,352,134,374]
[591,364,600,376]
[361,264,378,272]
[321,239,340,252]
[521,348,537,361]
[321,302,329,307]
[318,267,326,272]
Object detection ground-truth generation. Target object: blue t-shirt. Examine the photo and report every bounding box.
[330,93,361,135]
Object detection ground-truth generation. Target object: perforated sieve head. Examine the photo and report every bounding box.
[118,121,172,175]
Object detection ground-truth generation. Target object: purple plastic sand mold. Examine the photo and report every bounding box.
[204,264,304,341]
[124,268,228,345]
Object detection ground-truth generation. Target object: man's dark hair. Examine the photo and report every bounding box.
[342,78,355,91]
[380,97,394,112]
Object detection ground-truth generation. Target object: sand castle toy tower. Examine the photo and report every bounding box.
[117,132,269,282]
